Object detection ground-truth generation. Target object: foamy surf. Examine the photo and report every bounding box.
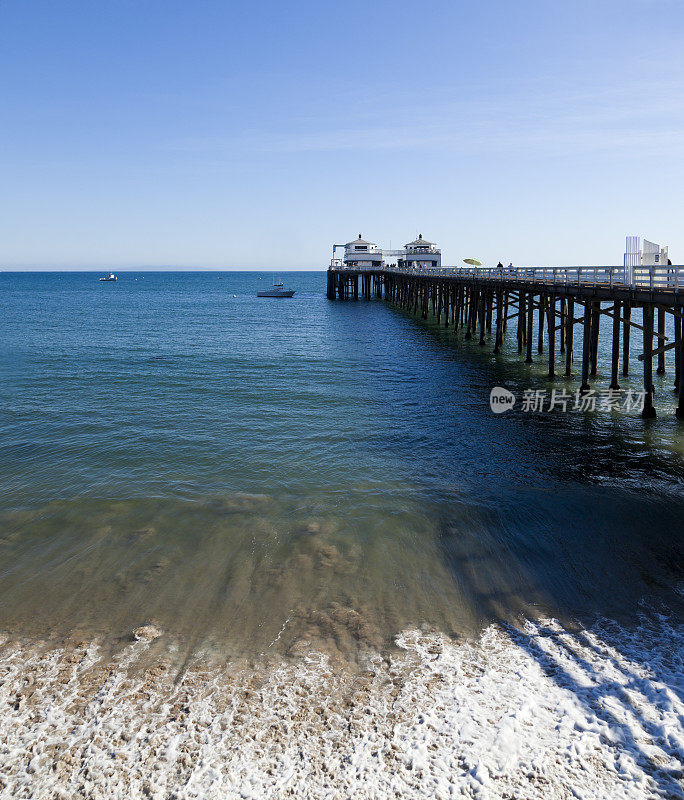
[0,614,681,799]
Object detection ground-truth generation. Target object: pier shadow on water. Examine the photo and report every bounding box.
[438,483,684,798]
[505,617,684,798]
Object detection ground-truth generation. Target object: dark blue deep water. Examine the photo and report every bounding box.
[0,271,682,658]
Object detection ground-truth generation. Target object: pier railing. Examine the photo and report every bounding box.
[331,263,684,291]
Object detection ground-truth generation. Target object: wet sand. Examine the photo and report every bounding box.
[0,612,681,800]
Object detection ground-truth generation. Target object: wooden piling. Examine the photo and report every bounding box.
[590,301,600,378]
[465,288,474,339]
[537,295,545,354]
[677,323,684,419]
[623,302,631,376]
[609,300,621,390]
[478,291,486,345]
[642,305,656,418]
[559,297,566,355]
[657,307,666,374]
[565,297,574,376]
[525,292,534,364]
[494,289,503,354]
[580,301,591,391]
[674,315,681,393]
[547,294,556,378]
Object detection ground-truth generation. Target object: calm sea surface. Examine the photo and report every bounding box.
[0,271,682,661]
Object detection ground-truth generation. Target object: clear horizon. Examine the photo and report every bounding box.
[2,0,683,270]
[1,267,328,272]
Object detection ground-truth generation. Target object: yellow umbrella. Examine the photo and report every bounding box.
[463,258,482,266]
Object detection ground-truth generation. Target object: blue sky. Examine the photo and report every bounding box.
[1,0,683,269]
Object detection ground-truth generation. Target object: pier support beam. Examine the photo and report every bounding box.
[517,292,525,354]
[623,302,631,376]
[657,307,666,374]
[559,297,566,355]
[565,298,574,376]
[675,315,681,393]
[478,291,486,345]
[547,294,556,378]
[525,292,534,364]
[609,300,621,390]
[677,321,684,418]
[494,289,503,354]
[642,305,657,419]
[465,288,473,338]
[581,301,592,391]
[590,301,600,378]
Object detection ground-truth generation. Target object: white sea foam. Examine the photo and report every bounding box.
[0,613,682,799]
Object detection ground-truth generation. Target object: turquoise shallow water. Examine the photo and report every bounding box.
[0,271,682,660]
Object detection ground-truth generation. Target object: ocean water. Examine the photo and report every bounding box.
[1,270,683,798]
[0,270,682,662]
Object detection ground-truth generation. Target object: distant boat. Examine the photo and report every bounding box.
[257,278,295,298]
[99,272,117,282]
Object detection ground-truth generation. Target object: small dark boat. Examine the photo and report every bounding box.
[257,279,295,298]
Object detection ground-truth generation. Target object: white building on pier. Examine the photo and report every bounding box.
[398,234,441,270]
[331,233,442,270]
[342,235,383,269]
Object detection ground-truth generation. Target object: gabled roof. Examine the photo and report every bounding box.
[405,233,435,247]
[345,234,377,247]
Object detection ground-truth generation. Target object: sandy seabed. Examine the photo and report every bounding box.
[0,614,682,800]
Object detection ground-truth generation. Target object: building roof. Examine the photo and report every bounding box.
[404,233,436,247]
[345,234,377,247]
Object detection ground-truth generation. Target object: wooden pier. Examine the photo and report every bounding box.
[327,264,684,419]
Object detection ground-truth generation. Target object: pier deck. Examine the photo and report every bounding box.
[326,264,684,419]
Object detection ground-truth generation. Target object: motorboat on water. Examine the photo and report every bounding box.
[257,278,295,298]
[99,272,117,282]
